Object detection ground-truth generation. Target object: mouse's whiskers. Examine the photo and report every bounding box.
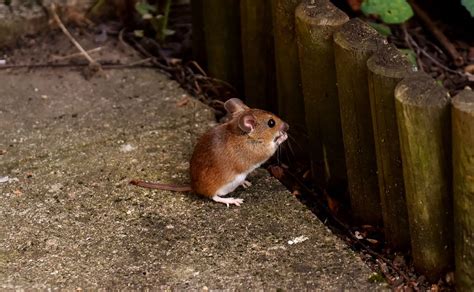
[288,133,303,149]
[288,123,310,138]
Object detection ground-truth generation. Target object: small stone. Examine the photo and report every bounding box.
[49,183,63,193]
[120,144,136,153]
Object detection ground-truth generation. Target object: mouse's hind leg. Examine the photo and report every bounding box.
[212,195,244,207]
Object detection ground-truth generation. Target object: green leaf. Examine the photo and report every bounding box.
[367,22,392,36]
[399,48,418,69]
[461,0,474,17]
[135,1,157,16]
[361,0,414,24]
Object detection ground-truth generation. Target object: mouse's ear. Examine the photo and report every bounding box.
[238,113,257,133]
[224,98,249,114]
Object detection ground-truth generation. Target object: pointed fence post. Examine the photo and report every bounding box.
[295,0,348,187]
[452,89,474,292]
[395,72,453,280]
[367,45,413,250]
[333,18,384,225]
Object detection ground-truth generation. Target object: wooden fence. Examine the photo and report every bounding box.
[192,0,474,289]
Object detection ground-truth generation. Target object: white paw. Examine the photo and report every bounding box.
[241,180,252,189]
[212,196,244,207]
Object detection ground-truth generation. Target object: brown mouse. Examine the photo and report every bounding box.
[130,98,289,206]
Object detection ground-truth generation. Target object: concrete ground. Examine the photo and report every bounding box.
[0,32,385,290]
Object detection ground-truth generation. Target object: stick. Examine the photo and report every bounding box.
[50,3,101,71]
[0,60,154,70]
[409,0,464,66]
[51,47,103,61]
[403,25,469,79]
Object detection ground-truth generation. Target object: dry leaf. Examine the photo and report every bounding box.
[469,47,474,62]
[291,189,301,196]
[445,271,455,285]
[176,96,190,107]
[324,190,340,215]
[268,165,284,180]
[302,169,311,180]
[366,238,379,244]
[347,0,363,11]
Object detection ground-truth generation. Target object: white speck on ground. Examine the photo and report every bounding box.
[120,144,136,153]
[288,235,309,245]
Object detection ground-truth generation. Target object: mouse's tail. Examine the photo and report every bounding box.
[129,179,192,192]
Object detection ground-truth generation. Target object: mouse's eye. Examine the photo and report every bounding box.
[267,118,276,128]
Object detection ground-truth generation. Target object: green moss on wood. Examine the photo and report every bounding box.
[333,18,384,225]
[367,44,413,250]
[295,0,348,186]
[395,72,453,280]
[452,89,474,292]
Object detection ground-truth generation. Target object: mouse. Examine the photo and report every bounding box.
[130,98,289,207]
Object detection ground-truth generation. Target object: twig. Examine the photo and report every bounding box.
[187,60,207,76]
[409,0,464,66]
[0,61,156,70]
[50,3,102,73]
[401,24,425,72]
[404,28,466,76]
[51,47,102,61]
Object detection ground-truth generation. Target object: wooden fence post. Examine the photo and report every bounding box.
[452,89,474,291]
[295,0,348,187]
[191,0,206,69]
[271,0,309,162]
[333,18,384,225]
[202,0,243,94]
[367,45,413,250]
[395,72,453,280]
[240,0,277,111]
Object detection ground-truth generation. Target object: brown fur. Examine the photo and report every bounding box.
[130,98,288,206]
[190,109,287,197]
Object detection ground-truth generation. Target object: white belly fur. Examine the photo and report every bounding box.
[215,163,261,196]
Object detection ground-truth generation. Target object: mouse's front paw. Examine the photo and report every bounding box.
[241,180,252,189]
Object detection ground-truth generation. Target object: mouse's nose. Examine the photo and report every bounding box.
[281,122,289,132]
